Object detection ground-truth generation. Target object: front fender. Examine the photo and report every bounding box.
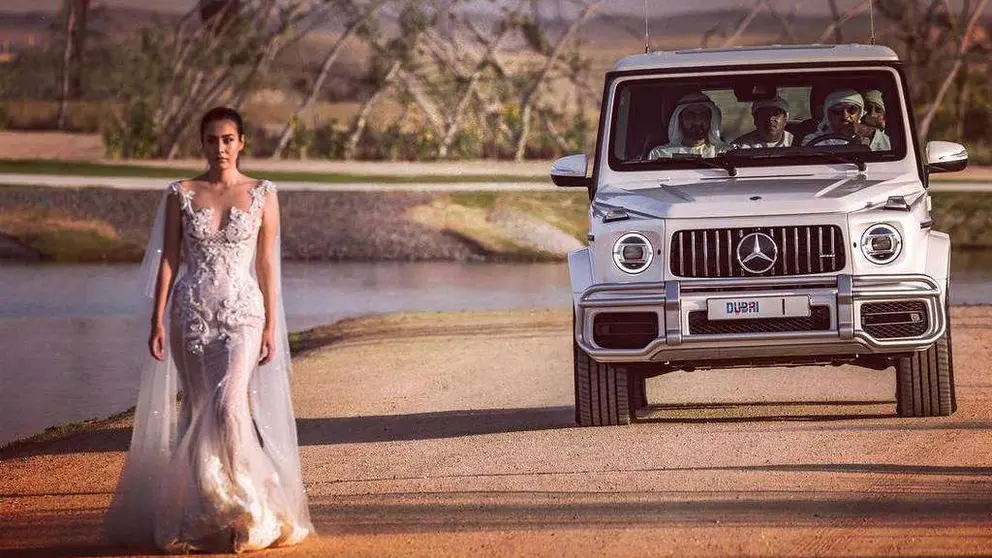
[925,230,950,287]
[568,248,594,297]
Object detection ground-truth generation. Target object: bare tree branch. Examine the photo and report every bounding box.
[514,0,601,161]
[919,0,990,138]
[818,0,870,43]
[721,0,766,48]
[273,0,386,158]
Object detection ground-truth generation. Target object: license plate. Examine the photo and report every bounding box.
[707,296,810,320]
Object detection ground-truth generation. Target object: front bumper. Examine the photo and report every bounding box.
[575,274,945,363]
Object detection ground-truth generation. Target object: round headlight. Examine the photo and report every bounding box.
[613,232,653,274]
[860,223,902,264]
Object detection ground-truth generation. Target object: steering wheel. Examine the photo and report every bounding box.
[804,132,858,147]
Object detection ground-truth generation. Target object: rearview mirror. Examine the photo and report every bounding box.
[926,141,968,174]
[550,154,591,188]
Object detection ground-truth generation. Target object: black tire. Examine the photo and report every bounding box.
[895,295,956,417]
[573,340,632,426]
[629,372,648,413]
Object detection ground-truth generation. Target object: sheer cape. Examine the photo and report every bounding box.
[104,183,310,547]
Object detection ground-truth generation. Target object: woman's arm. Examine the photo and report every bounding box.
[256,187,280,365]
[149,191,182,360]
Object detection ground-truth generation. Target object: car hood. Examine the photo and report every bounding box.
[593,174,925,219]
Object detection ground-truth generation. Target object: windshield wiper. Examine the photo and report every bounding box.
[805,150,866,172]
[667,154,737,177]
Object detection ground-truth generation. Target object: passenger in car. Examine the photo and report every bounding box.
[648,92,727,159]
[801,89,891,151]
[730,95,794,148]
[862,89,887,131]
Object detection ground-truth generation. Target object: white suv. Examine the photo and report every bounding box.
[551,44,967,426]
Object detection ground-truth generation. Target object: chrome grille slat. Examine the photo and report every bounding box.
[691,231,697,276]
[715,231,721,276]
[830,227,836,270]
[817,226,824,274]
[703,231,709,277]
[670,225,845,278]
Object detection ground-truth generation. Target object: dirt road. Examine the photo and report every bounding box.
[2,308,991,556]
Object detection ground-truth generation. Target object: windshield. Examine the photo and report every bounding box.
[608,69,907,172]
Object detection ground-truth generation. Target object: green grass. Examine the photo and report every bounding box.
[0,160,548,184]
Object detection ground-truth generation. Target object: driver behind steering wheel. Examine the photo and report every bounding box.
[801,89,891,151]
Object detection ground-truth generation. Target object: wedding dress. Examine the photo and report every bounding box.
[105,180,312,553]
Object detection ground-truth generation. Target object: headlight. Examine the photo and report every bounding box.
[613,232,653,274]
[860,223,902,264]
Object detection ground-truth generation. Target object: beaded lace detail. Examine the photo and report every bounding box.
[170,180,275,354]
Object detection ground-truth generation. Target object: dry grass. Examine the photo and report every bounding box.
[406,191,588,261]
[0,204,144,262]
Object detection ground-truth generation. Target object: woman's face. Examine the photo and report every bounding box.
[202,119,243,171]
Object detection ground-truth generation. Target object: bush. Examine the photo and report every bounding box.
[102,102,157,159]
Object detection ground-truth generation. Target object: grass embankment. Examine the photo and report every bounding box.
[0,160,546,184]
[1,188,991,263]
[0,204,144,262]
[408,191,588,261]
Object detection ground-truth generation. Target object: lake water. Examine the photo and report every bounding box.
[2,255,991,446]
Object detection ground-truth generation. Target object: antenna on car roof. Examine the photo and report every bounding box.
[868,0,876,44]
[644,0,651,53]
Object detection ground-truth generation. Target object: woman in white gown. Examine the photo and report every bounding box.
[105,107,312,553]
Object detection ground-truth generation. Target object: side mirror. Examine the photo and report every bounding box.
[926,141,968,174]
[550,154,591,188]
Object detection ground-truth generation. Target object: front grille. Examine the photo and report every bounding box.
[688,306,831,335]
[670,226,845,277]
[861,301,929,339]
[593,312,658,349]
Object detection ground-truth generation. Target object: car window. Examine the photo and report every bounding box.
[609,69,905,171]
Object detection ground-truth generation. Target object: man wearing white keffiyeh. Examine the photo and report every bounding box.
[801,88,891,151]
[648,92,728,159]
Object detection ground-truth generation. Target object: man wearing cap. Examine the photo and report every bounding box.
[801,89,891,151]
[648,92,727,160]
[731,96,794,148]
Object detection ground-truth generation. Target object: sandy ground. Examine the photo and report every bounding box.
[1,307,992,557]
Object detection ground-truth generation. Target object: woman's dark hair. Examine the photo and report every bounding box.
[200,106,245,140]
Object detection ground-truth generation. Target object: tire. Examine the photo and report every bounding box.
[895,294,957,417]
[573,340,633,426]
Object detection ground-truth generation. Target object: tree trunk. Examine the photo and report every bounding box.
[56,0,78,131]
[68,0,90,100]
[272,5,379,158]
[514,0,601,162]
[344,62,400,160]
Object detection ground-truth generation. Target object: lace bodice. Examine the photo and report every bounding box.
[170,180,275,354]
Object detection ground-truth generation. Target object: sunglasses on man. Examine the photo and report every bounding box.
[829,104,861,116]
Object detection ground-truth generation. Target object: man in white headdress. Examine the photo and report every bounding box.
[801,88,891,151]
[862,89,886,131]
[731,95,794,148]
[648,92,727,159]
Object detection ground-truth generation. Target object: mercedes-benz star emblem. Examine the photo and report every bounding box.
[736,232,778,274]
